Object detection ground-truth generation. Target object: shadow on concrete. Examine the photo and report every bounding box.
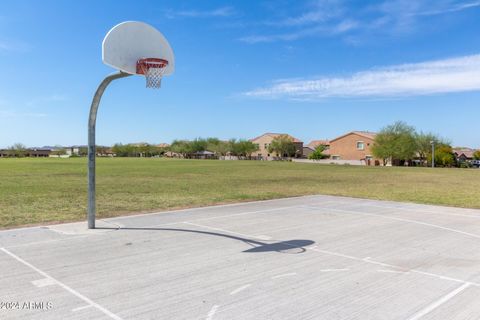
[97,227,314,254]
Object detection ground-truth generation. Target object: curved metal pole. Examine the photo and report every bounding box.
[88,72,132,229]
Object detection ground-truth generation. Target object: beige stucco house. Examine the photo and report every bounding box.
[250,133,303,159]
[326,131,379,165]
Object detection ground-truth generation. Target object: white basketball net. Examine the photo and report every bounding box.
[145,67,166,89]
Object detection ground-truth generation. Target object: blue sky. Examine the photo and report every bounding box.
[1,0,479,148]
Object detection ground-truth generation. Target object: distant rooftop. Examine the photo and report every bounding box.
[250,132,303,143]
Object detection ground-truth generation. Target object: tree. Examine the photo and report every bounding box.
[206,138,229,156]
[238,140,259,159]
[9,143,27,157]
[169,140,191,158]
[190,138,208,154]
[415,132,448,166]
[415,132,437,166]
[308,145,328,160]
[433,145,456,167]
[268,135,296,158]
[371,121,417,165]
[228,139,258,159]
[112,143,129,157]
[474,150,480,160]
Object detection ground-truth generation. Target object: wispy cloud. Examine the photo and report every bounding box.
[280,0,344,26]
[373,0,480,33]
[240,0,480,44]
[0,109,47,118]
[165,6,235,19]
[384,0,480,17]
[243,54,480,100]
[26,94,68,107]
[239,20,358,44]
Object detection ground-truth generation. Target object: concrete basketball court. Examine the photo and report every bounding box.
[1,195,480,320]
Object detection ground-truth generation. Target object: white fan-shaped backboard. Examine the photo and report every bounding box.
[102,21,175,75]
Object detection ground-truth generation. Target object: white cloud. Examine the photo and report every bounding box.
[239,20,358,44]
[166,6,234,19]
[281,0,344,26]
[243,54,480,100]
[374,0,480,33]
[394,0,480,16]
[240,0,480,44]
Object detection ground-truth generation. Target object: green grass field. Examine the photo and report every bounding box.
[1,157,480,228]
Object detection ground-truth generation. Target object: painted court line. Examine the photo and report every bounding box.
[183,222,265,240]
[206,305,219,320]
[187,221,480,287]
[230,284,252,295]
[32,277,56,288]
[108,194,318,221]
[0,248,123,320]
[406,282,471,320]
[377,269,408,274]
[72,305,93,312]
[319,268,349,272]
[3,234,93,249]
[3,206,302,250]
[357,203,480,219]
[185,205,302,224]
[304,205,480,240]
[271,273,297,279]
[311,248,479,286]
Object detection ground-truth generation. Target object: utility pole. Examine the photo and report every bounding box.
[430,141,435,168]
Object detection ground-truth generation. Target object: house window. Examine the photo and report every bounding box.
[356,141,365,150]
[264,143,268,149]
[332,155,341,160]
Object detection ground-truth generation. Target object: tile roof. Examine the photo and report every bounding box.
[307,140,330,148]
[250,133,303,143]
[453,148,475,158]
[351,131,377,140]
[330,131,377,143]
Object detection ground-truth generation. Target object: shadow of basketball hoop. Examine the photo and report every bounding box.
[97,227,314,254]
[242,239,314,254]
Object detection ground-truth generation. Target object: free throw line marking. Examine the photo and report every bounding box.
[406,282,471,320]
[0,247,123,320]
[304,205,480,240]
[187,222,479,287]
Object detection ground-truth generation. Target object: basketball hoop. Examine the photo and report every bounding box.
[136,58,169,88]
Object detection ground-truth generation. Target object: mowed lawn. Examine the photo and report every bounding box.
[1,157,480,228]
